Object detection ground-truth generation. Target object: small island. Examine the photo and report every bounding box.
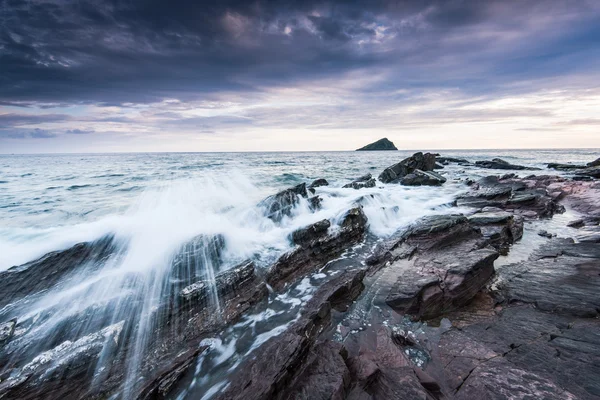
[356,137,398,151]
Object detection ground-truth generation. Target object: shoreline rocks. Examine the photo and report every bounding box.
[475,158,541,170]
[379,152,438,184]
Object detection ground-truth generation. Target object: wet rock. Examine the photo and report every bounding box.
[436,156,470,165]
[0,319,16,346]
[475,158,540,170]
[386,248,498,320]
[180,260,256,303]
[291,219,331,246]
[309,178,329,189]
[468,211,523,254]
[575,165,600,179]
[547,162,586,171]
[438,305,600,399]
[343,174,377,189]
[0,235,115,309]
[171,234,225,281]
[537,229,554,238]
[497,238,600,318]
[567,219,585,228]
[0,321,125,400]
[259,183,309,221]
[378,152,437,183]
[267,208,367,290]
[457,175,565,219]
[587,157,600,167]
[400,169,446,186]
[216,268,367,400]
[356,137,398,151]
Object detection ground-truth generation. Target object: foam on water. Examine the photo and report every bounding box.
[0,149,596,398]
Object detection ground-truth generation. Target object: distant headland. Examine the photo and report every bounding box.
[356,138,398,151]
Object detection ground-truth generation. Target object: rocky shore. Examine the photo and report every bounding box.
[1,152,599,399]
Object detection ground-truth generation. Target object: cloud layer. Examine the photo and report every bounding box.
[1,0,599,152]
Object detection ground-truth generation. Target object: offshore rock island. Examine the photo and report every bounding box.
[356,138,398,151]
[0,151,599,400]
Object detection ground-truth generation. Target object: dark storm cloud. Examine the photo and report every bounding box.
[1,0,599,106]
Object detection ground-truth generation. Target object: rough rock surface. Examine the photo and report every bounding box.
[266,207,368,290]
[356,138,398,151]
[259,183,321,221]
[547,162,586,171]
[379,152,438,183]
[400,169,446,186]
[0,235,115,309]
[343,174,377,189]
[468,210,523,254]
[475,158,540,170]
[457,175,566,219]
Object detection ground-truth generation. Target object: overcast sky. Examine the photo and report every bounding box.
[1,0,599,153]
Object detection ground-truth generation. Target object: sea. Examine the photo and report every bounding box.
[0,148,597,398]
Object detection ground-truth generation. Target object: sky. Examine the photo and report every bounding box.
[1,0,599,153]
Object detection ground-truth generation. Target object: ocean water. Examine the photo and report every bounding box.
[0,148,597,398]
[1,149,596,270]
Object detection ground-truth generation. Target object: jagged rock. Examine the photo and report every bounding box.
[468,211,523,255]
[180,261,256,302]
[259,183,309,221]
[171,234,225,281]
[547,162,586,171]
[291,219,331,246]
[436,156,470,165]
[475,158,540,170]
[587,157,600,167]
[309,178,329,189]
[497,238,600,317]
[575,165,600,179]
[0,321,125,399]
[537,229,554,238]
[356,138,398,151]
[343,174,376,189]
[400,169,446,186]
[0,235,115,309]
[378,152,437,183]
[386,248,498,320]
[266,208,367,290]
[438,306,599,399]
[216,268,367,400]
[0,319,16,346]
[457,175,565,219]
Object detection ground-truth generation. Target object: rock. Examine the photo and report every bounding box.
[436,156,470,165]
[179,260,256,303]
[497,238,600,317]
[0,319,16,346]
[309,178,329,189]
[575,165,600,179]
[468,211,523,254]
[567,219,585,228]
[216,268,367,400]
[587,157,600,167]
[366,214,499,320]
[0,321,125,400]
[547,163,586,171]
[342,174,377,189]
[385,248,498,320]
[259,183,309,221]
[266,207,368,290]
[400,169,446,186]
[0,235,115,309]
[356,138,398,151]
[537,230,554,238]
[378,152,438,183]
[457,175,566,219]
[291,219,331,246]
[475,158,540,171]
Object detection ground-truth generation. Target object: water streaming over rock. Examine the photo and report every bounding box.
[0,150,597,398]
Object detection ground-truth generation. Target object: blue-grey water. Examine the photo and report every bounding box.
[0,149,597,398]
